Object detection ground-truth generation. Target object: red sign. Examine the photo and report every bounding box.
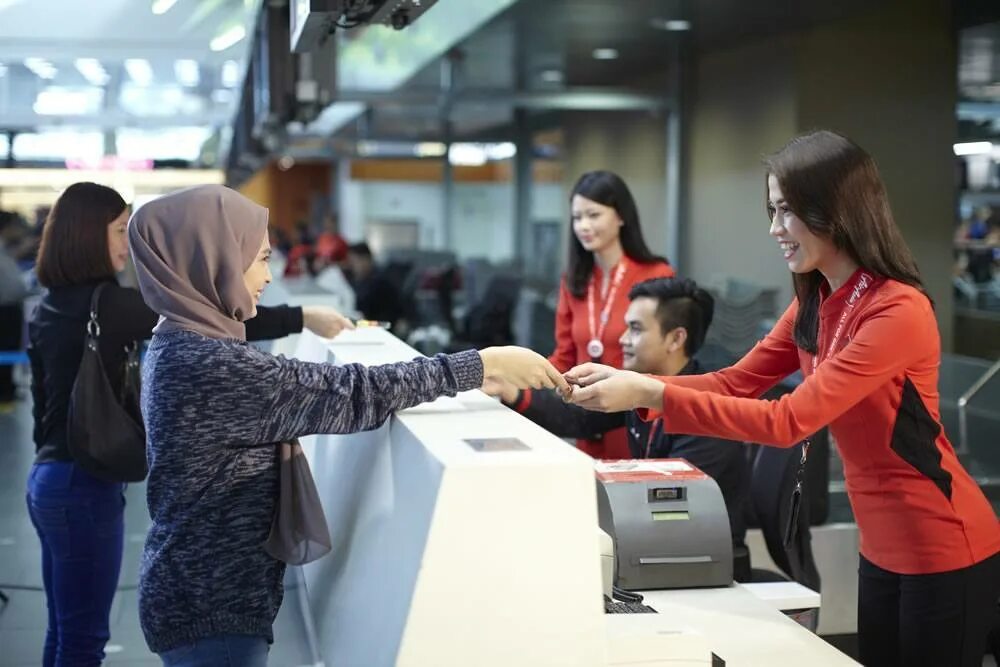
[595,458,709,483]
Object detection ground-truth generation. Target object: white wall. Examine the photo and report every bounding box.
[338,175,565,263]
[563,111,671,263]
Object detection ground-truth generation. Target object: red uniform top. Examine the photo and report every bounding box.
[550,256,674,459]
[642,270,1000,574]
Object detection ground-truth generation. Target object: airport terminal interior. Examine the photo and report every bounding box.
[1,0,1000,665]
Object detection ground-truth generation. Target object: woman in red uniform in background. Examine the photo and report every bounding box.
[567,131,1000,666]
[549,170,674,459]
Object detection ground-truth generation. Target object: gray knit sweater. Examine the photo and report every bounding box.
[138,330,483,653]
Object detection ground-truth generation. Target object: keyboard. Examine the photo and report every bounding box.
[604,599,658,614]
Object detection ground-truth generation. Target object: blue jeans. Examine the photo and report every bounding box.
[26,461,125,667]
[159,634,269,666]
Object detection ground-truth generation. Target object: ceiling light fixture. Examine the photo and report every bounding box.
[211,25,246,52]
[414,142,447,157]
[0,63,7,78]
[650,18,691,31]
[152,0,178,14]
[75,58,110,86]
[221,60,240,88]
[592,48,618,61]
[174,59,200,87]
[953,141,993,156]
[24,57,58,80]
[125,58,154,86]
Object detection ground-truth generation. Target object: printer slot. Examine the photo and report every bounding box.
[639,555,714,565]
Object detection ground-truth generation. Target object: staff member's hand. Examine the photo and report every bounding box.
[566,369,665,413]
[563,362,619,387]
[302,305,355,338]
[479,347,571,397]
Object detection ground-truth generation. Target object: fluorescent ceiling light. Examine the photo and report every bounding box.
[211,25,246,52]
[174,59,200,87]
[33,87,104,116]
[485,142,516,161]
[650,18,691,31]
[415,142,447,158]
[152,0,178,14]
[592,48,618,60]
[953,141,993,156]
[125,58,154,86]
[449,144,487,167]
[221,60,240,88]
[25,57,57,79]
[75,58,110,86]
[0,63,7,77]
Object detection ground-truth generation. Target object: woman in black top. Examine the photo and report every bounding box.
[26,182,350,666]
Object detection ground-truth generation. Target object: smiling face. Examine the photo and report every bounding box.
[617,296,687,375]
[571,194,622,255]
[242,234,272,318]
[767,174,839,275]
[106,210,130,273]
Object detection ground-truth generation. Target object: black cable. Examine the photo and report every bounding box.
[611,585,644,604]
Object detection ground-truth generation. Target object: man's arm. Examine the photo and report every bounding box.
[512,388,626,439]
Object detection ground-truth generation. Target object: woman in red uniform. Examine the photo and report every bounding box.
[550,170,674,459]
[566,131,1000,666]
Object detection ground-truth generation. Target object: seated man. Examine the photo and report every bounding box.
[486,277,748,569]
[345,242,404,328]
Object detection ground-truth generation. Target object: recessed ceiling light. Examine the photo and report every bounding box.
[221,60,240,88]
[125,58,153,86]
[211,25,246,52]
[24,57,58,80]
[75,58,110,86]
[151,0,178,14]
[592,48,618,60]
[174,59,200,87]
[650,18,691,31]
[953,141,993,156]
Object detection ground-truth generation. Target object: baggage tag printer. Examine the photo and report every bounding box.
[596,459,733,591]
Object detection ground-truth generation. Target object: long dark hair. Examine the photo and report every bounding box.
[763,131,926,353]
[566,170,666,298]
[36,182,127,288]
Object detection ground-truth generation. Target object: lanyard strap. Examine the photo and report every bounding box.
[587,260,628,346]
[811,271,875,374]
[644,417,662,458]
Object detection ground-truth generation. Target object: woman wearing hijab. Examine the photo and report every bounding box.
[26,182,351,667]
[128,185,567,666]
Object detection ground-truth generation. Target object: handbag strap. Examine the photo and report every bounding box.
[86,283,112,341]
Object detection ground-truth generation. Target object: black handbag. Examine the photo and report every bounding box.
[66,283,148,482]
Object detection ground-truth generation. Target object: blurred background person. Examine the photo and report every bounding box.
[549,170,675,459]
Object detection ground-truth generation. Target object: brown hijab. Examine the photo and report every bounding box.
[128,184,267,341]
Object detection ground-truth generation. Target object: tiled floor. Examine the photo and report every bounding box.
[0,383,319,667]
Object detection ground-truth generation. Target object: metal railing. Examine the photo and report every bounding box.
[957,357,1000,455]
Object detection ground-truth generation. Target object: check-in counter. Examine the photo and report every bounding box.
[289,327,857,667]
